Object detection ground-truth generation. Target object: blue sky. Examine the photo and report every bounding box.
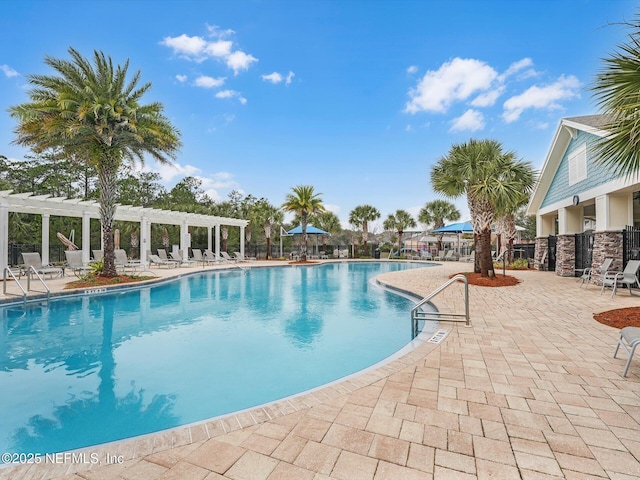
[0,0,636,230]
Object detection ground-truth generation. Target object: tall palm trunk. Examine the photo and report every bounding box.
[300,213,308,261]
[264,222,272,260]
[98,153,120,277]
[469,195,495,278]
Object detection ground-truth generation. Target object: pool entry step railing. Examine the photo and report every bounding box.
[411,274,470,338]
[2,266,51,303]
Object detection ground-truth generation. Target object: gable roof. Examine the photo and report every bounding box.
[527,115,609,215]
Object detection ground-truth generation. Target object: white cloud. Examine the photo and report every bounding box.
[262,72,283,84]
[502,58,533,79]
[1,64,18,77]
[204,40,233,57]
[470,86,504,107]
[176,74,187,83]
[502,75,581,123]
[405,58,498,114]
[226,51,258,75]
[194,75,225,88]
[449,109,485,132]
[407,65,418,74]
[286,71,295,86]
[161,34,208,58]
[215,89,247,104]
[161,26,258,74]
[405,124,413,132]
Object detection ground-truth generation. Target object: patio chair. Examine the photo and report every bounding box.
[148,254,179,268]
[204,249,221,263]
[114,249,141,273]
[600,260,640,298]
[234,252,256,262]
[157,249,169,260]
[21,252,64,279]
[535,250,548,271]
[192,248,216,265]
[613,326,640,377]
[64,250,92,277]
[442,250,456,261]
[581,258,613,289]
[220,251,235,263]
[170,250,197,266]
[92,249,104,261]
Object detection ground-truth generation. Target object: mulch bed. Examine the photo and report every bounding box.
[65,275,154,289]
[288,260,319,265]
[452,272,521,287]
[594,307,640,329]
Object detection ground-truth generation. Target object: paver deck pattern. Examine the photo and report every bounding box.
[1,260,639,479]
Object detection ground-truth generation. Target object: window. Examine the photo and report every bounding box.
[568,143,587,185]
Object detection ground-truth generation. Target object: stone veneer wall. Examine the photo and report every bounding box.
[592,230,624,273]
[555,234,575,277]
[534,237,549,271]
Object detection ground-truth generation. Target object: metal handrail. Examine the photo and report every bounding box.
[3,267,27,302]
[411,274,470,338]
[26,266,50,300]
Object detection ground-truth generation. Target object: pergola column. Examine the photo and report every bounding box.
[180,221,189,259]
[82,211,91,264]
[240,226,245,258]
[207,226,212,253]
[41,213,50,265]
[0,205,8,272]
[215,224,220,259]
[140,216,150,265]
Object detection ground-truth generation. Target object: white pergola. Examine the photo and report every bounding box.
[0,190,249,271]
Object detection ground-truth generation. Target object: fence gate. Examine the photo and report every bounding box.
[547,235,557,271]
[623,226,640,268]
[575,231,594,273]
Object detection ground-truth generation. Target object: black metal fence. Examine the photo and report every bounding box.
[574,231,594,272]
[623,225,640,267]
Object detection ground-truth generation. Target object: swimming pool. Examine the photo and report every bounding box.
[0,261,435,454]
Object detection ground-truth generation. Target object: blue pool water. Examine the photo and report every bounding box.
[0,261,435,454]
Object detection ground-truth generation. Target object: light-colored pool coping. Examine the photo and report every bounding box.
[2,259,639,480]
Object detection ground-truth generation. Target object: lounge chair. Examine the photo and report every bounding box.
[442,250,456,261]
[600,260,640,297]
[234,252,256,262]
[148,254,179,268]
[581,258,613,289]
[614,326,640,377]
[204,249,221,263]
[192,249,216,265]
[157,249,169,260]
[220,251,235,263]
[114,249,141,272]
[92,249,104,261]
[64,250,92,277]
[21,252,64,279]
[169,250,196,266]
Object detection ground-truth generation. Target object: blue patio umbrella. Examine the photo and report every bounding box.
[432,222,474,255]
[285,225,329,257]
[432,222,473,233]
[286,225,329,235]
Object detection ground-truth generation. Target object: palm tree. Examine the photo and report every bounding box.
[349,204,380,257]
[9,48,181,276]
[282,185,324,261]
[383,210,416,256]
[431,139,535,277]
[314,210,342,254]
[418,200,461,252]
[591,19,640,177]
[253,199,283,259]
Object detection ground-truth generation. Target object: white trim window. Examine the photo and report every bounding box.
[568,143,587,186]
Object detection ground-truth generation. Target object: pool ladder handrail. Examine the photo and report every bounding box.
[3,267,27,302]
[2,266,50,303]
[411,274,470,338]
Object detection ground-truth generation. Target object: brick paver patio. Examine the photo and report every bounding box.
[1,260,638,479]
